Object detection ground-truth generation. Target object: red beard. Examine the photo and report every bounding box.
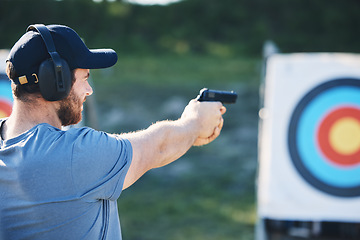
[57,90,83,126]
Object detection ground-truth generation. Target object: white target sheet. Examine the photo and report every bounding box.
[257,53,360,221]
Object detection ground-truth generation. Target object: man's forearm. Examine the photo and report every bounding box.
[146,118,199,168]
[121,100,224,190]
[123,118,198,169]
[121,118,199,189]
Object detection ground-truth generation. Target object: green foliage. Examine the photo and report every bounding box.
[86,54,261,240]
[1,0,359,56]
[91,54,260,132]
[90,54,260,239]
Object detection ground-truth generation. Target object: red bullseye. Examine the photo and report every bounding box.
[317,106,360,167]
[0,98,12,118]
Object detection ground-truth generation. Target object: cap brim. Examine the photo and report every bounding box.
[77,49,118,69]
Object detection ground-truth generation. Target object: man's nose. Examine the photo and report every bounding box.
[86,81,93,96]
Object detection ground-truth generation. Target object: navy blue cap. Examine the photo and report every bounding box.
[7,24,118,85]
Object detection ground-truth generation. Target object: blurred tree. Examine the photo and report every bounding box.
[0,0,359,56]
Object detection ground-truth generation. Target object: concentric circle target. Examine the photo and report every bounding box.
[0,79,13,118]
[288,78,360,197]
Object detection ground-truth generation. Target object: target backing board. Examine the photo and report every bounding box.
[257,53,360,222]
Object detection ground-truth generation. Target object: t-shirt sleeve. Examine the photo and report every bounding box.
[70,128,132,201]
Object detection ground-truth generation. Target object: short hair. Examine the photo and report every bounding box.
[6,61,75,102]
[6,61,41,101]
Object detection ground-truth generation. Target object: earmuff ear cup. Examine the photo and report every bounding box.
[38,58,72,101]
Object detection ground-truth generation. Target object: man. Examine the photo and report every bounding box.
[0,24,226,239]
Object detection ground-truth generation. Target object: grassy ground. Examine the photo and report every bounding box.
[90,54,262,240]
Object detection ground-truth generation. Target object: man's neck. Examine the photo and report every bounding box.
[2,99,61,140]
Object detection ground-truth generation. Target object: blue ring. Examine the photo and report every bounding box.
[0,80,13,102]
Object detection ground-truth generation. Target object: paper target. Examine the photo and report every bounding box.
[0,79,13,118]
[288,78,360,197]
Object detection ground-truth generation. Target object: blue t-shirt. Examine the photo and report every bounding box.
[0,120,132,240]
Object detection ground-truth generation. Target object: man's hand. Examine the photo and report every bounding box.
[181,99,227,146]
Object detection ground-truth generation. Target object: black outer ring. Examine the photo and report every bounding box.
[288,78,360,197]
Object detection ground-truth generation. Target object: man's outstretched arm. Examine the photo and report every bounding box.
[121,100,226,190]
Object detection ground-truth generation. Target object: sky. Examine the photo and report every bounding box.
[125,0,181,5]
[94,0,182,5]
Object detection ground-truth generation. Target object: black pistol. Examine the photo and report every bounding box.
[196,88,237,104]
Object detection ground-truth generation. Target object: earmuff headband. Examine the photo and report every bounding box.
[26,24,66,93]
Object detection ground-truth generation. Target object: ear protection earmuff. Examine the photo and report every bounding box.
[26,24,72,101]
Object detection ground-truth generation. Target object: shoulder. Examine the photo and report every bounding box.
[31,124,132,157]
[64,126,131,151]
